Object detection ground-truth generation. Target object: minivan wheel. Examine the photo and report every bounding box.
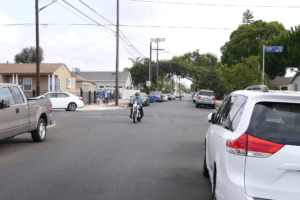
[31,118,47,142]
[203,143,209,178]
[212,165,217,200]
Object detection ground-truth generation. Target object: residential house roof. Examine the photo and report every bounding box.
[0,63,65,74]
[290,72,299,82]
[71,71,131,82]
[75,75,96,85]
[270,76,292,86]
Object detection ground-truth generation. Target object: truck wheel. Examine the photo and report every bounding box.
[31,118,47,142]
[68,103,77,111]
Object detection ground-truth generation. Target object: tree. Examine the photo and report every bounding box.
[260,26,300,79]
[220,56,270,91]
[242,9,254,24]
[221,20,285,68]
[14,46,44,63]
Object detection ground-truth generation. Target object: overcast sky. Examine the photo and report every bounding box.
[1,0,299,86]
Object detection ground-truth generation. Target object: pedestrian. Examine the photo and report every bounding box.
[103,89,110,105]
[96,89,102,99]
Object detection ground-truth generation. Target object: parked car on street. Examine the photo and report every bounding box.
[37,92,84,111]
[204,85,300,200]
[167,94,172,100]
[150,91,163,102]
[162,94,168,102]
[195,90,216,109]
[193,92,199,103]
[129,92,150,106]
[171,95,176,100]
[0,84,53,142]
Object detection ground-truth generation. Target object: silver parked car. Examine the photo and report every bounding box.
[195,90,216,109]
[0,84,53,142]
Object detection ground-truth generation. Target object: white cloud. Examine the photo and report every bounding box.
[0,12,20,44]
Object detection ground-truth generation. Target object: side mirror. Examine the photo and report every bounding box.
[0,100,10,109]
[208,113,215,123]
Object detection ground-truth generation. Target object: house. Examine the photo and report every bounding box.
[291,72,300,91]
[75,75,96,93]
[270,76,293,91]
[71,71,137,99]
[0,63,94,97]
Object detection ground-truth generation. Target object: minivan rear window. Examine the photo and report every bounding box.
[199,91,215,96]
[246,102,300,146]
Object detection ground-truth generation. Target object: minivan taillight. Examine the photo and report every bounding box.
[226,133,284,158]
[50,103,52,113]
[198,96,201,99]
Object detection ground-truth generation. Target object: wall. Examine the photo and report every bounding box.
[125,74,132,89]
[122,89,140,100]
[93,80,126,89]
[293,74,300,91]
[53,64,76,93]
[76,81,96,93]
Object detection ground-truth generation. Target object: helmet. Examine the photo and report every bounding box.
[135,92,140,97]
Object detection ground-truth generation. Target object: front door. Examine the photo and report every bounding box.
[0,87,20,140]
[57,93,70,108]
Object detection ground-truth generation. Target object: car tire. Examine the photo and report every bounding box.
[195,104,199,108]
[212,165,217,200]
[65,108,69,111]
[193,100,195,103]
[212,105,216,109]
[148,101,150,106]
[68,103,77,111]
[203,142,209,178]
[31,118,47,142]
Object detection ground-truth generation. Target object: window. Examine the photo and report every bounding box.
[11,86,24,103]
[228,96,248,131]
[199,91,215,96]
[67,79,71,89]
[72,79,75,88]
[214,96,230,123]
[246,102,300,146]
[23,78,32,91]
[0,87,16,105]
[99,86,104,88]
[220,96,239,126]
[295,84,298,91]
[9,78,16,84]
[49,78,57,91]
[58,93,69,98]
[50,93,58,98]
[58,79,61,91]
[119,86,123,88]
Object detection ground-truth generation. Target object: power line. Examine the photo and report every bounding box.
[146,2,164,37]
[122,0,151,38]
[45,35,113,60]
[69,38,116,67]
[1,23,287,31]
[127,0,300,8]
[62,0,115,34]
[138,1,159,37]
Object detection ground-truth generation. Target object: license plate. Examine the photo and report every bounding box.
[204,98,209,101]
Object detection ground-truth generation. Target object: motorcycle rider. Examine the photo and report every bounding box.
[130,92,144,119]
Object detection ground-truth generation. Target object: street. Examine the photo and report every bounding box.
[0,95,212,200]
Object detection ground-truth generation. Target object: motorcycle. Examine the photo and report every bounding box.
[132,102,142,123]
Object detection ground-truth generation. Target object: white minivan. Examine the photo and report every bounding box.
[204,85,300,200]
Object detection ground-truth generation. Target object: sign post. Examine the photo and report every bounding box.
[262,46,283,85]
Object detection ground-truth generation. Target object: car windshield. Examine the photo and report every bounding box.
[140,93,147,97]
[199,91,215,96]
[246,102,300,146]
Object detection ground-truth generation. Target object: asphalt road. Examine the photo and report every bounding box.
[0,95,213,200]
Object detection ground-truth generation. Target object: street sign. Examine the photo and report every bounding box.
[146,81,151,87]
[265,46,283,53]
[111,73,116,76]
[162,88,165,91]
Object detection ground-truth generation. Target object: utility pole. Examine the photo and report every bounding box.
[115,0,119,106]
[149,42,152,94]
[35,0,40,96]
[151,38,165,91]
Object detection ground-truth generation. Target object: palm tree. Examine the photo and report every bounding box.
[128,57,145,66]
[242,9,254,24]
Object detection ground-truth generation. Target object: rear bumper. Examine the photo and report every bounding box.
[216,165,253,200]
[196,99,215,105]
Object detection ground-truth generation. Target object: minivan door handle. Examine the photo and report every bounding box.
[278,164,300,171]
[16,108,19,114]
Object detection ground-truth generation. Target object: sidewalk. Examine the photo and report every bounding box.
[77,100,130,111]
